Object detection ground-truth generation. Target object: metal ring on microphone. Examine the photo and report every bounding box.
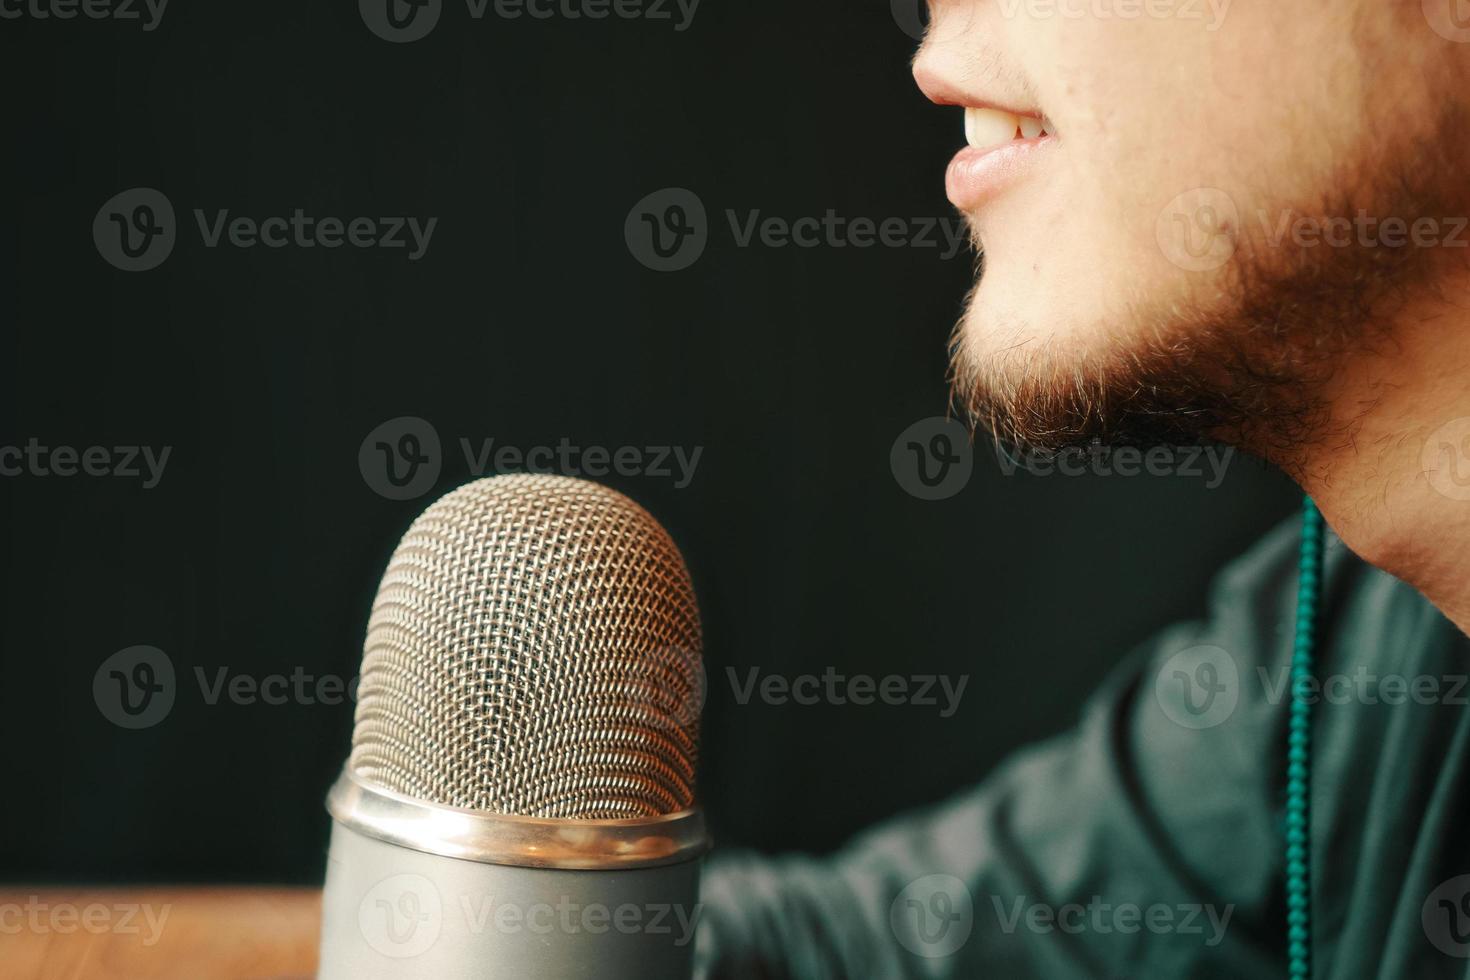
[326,769,711,871]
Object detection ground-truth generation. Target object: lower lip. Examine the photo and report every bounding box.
[946,137,1055,211]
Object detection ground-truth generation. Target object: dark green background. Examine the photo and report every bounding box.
[0,0,1297,882]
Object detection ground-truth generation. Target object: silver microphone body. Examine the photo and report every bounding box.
[318,475,709,979]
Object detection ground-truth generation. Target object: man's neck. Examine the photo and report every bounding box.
[1296,283,1470,635]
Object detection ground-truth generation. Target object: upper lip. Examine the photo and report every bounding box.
[912,59,1042,119]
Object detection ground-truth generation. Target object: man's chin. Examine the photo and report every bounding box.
[948,275,1148,448]
[948,242,1393,468]
[948,269,1265,458]
[953,286,1097,374]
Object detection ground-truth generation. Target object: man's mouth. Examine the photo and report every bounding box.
[947,107,1056,212]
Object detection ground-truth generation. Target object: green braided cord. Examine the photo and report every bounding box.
[1287,498,1324,980]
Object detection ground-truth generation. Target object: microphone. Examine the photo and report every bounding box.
[318,474,709,979]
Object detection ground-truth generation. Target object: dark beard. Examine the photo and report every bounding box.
[948,151,1458,477]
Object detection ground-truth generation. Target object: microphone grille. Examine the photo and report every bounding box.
[347,474,702,820]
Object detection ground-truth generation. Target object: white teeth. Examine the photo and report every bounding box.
[965,107,1020,149]
[964,106,1050,150]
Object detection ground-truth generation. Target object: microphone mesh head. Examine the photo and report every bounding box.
[348,474,702,820]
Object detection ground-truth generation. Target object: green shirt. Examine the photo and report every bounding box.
[697,517,1470,978]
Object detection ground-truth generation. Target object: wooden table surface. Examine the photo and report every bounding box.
[1,888,321,979]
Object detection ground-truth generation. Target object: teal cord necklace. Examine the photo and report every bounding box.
[1287,498,1324,979]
